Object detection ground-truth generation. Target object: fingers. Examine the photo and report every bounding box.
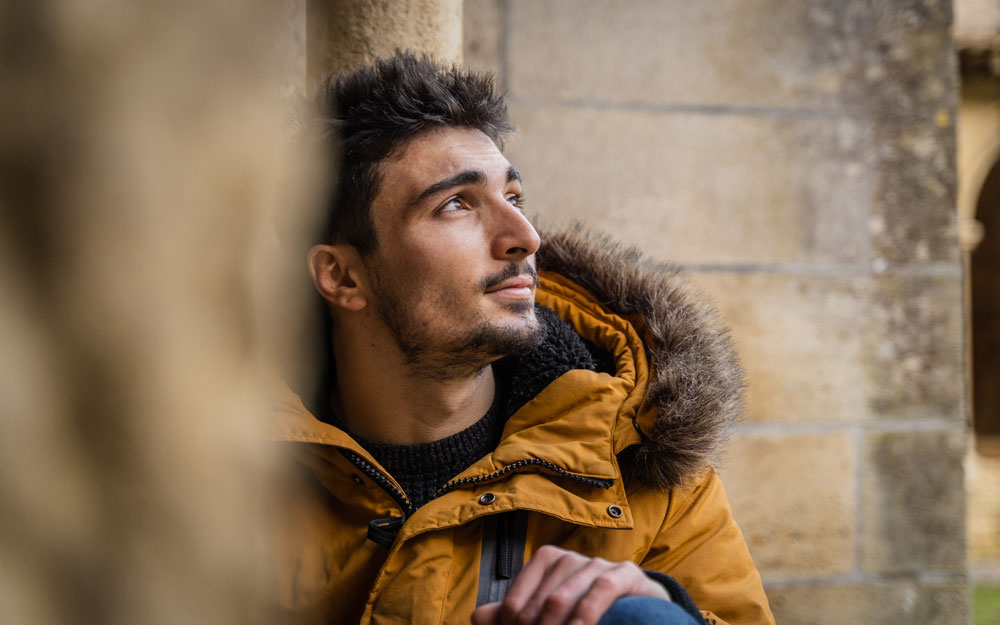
[471,602,501,625]
[527,557,612,625]
[497,545,588,625]
[566,562,663,625]
[489,545,674,625]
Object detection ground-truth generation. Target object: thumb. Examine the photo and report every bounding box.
[471,601,501,625]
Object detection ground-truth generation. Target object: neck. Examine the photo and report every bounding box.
[329,323,497,445]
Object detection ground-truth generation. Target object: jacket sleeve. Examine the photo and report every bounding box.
[637,468,775,625]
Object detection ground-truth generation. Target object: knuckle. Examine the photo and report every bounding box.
[617,560,641,577]
[591,575,620,594]
[543,591,574,613]
[536,544,562,559]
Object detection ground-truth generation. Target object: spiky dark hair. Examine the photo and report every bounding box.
[310,53,513,254]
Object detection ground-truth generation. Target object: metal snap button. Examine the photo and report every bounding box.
[351,473,364,486]
[607,504,623,518]
[479,492,496,505]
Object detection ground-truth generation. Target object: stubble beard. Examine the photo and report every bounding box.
[369,262,546,382]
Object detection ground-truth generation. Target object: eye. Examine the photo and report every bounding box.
[438,197,466,213]
[506,193,526,209]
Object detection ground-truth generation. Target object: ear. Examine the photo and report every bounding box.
[307,244,369,313]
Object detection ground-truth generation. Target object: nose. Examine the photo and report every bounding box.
[490,198,540,261]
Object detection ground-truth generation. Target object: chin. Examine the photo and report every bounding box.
[500,299,535,314]
[489,305,544,352]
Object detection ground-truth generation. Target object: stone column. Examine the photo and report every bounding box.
[307,0,462,82]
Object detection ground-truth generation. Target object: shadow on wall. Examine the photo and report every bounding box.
[0,2,319,624]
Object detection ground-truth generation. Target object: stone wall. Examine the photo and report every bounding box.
[465,1,968,623]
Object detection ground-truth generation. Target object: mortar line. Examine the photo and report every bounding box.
[762,570,967,589]
[731,419,962,435]
[508,95,943,124]
[507,94,848,120]
[678,262,962,277]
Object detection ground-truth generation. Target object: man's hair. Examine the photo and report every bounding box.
[310,53,513,255]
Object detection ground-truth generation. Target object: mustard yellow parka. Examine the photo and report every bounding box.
[269,230,775,625]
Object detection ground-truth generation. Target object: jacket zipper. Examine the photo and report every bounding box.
[342,452,615,520]
[340,449,416,516]
[433,458,614,498]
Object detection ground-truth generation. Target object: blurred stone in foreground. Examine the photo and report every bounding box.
[0,1,316,624]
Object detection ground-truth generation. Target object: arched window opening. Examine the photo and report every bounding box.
[973,157,1000,437]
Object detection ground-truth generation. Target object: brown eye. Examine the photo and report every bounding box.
[439,197,464,213]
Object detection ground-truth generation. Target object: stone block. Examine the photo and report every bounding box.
[766,580,968,625]
[692,273,871,423]
[869,120,960,264]
[864,274,964,420]
[507,0,955,119]
[509,105,870,266]
[862,429,967,574]
[306,0,462,79]
[719,432,855,579]
[691,273,963,423]
[462,0,502,77]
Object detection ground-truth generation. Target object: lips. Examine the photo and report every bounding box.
[485,275,535,294]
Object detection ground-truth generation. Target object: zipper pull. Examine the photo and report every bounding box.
[367,516,405,548]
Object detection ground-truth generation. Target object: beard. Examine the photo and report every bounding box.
[368,261,545,381]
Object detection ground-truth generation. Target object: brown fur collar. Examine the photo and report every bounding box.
[537,227,745,490]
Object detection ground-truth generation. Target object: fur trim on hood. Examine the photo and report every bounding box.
[537,227,745,490]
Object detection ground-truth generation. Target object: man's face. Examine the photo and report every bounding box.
[362,127,544,379]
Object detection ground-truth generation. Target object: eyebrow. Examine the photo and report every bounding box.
[410,165,523,208]
[413,170,485,206]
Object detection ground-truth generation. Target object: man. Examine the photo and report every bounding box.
[271,53,775,625]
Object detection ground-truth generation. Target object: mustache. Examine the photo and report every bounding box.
[479,262,539,292]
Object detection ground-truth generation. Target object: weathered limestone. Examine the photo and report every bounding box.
[689,273,963,424]
[466,0,968,621]
[869,120,960,265]
[506,0,954,118]
[307,0,462,81]
[720,433,856,579]
[462,0,502,77]
[863,430,968,574]
[508,107,870,266]
[691,273,875,424]
[766,580,969,625]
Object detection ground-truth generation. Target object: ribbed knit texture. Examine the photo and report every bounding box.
[319,304,614,509]
[343,395,504,508]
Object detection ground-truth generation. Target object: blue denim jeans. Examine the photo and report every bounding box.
[597,596,701,625]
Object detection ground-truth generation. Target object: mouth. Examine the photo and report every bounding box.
[485,274,536,299]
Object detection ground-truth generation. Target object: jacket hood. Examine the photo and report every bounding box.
[537,227,745,489]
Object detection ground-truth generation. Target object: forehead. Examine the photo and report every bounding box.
[376,127,512,205]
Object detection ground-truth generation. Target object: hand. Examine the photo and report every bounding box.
[470,545,671,625]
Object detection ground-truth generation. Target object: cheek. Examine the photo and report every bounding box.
[400,232,485,285]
